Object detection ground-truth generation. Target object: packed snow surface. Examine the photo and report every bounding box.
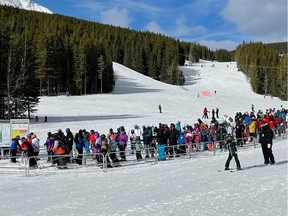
[0,60,287,216]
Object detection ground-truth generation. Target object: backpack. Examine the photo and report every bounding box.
[100,139,108,150]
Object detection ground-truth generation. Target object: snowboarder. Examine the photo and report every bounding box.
[259,121,275,165]
[224,134,241,170]
[158,104,162,113]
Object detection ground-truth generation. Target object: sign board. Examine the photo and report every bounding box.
[0,119,29,147]
[0,120,11,147]
[201,91,211,96]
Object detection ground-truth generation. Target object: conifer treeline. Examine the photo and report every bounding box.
[1,5,229,118]
[234,42,287,100]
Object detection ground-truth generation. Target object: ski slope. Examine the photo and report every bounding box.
[0,60,287,216]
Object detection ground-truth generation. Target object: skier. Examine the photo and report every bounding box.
[129,129,136,154]
[158,104,162,113]
[74,130,84,165]
[65,128,74,162]
[156,123,168,161]
[167,123,179,158]
[259,121,275,165]
[224,134,241,170]
[202,107,209,119]
[21,137,37,167]
[31,133,40,160]
[10,135,20,163]
[118,126,128,161]
[107,130,120,166]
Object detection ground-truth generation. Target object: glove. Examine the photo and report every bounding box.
[267,143,271,149]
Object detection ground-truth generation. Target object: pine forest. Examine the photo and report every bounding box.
[0,5,286,119]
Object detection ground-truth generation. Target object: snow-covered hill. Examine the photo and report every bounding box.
[32,60,286,143]
[0,60,287,216]
[0,0,52,14]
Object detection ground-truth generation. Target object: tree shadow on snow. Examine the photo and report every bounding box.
[30,114,146,124]
[113,76,164,95]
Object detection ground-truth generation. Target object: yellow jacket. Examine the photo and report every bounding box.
[249,121,256,133]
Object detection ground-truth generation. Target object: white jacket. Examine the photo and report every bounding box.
[32,137,40,153]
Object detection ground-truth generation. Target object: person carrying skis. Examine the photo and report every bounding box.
[224,134,241,170]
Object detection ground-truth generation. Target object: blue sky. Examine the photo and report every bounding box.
[34,0,287,51]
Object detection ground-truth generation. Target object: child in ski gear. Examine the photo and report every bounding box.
[108,131,120,166]
[129,129,136,154]
[118,126,128,161]
[259,121,275,165]
[99,134,112,166]
[177,132,186,156]
[224,134,241,170]
[135,139,144,161]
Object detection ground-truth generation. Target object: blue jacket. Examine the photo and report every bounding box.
[10,139,19,150]
[177,133,186,145]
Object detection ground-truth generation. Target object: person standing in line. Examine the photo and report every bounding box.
[65,128,74,162]
[259,121,275,165]
[44,132,54,162]
[224,134,241,170]
[10,136,20,163]
[74,130,84,165]
[118,126,128,161]
[21,137,37,167]
[167,123,179,158]
[31,133,40,160]
[158,104,162,113]
[156,123,168,161]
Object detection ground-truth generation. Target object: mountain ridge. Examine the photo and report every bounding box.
[0,0,52,14]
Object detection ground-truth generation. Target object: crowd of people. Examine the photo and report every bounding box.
[10,106,287,169]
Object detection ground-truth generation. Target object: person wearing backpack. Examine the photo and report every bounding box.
[31,133,40,160]
[20,137,37,167]
[99,134,112,167]
[52,133,67,168]
[224,134,241,170]
[108,131,120,167]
